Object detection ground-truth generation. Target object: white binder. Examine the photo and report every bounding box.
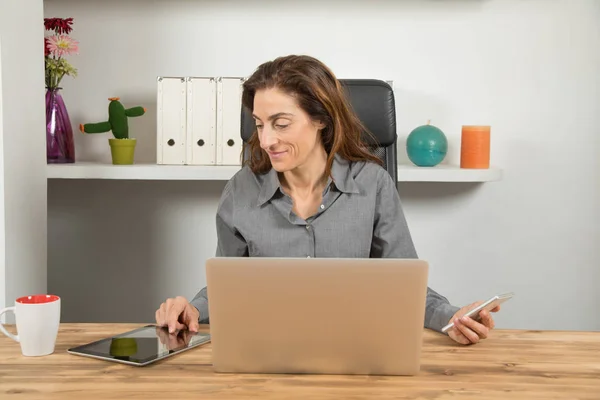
[157,77,187,165]
[186,77,216,165]
[216,77,244,165]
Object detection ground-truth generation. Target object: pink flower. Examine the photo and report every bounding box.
[46,35,79,57]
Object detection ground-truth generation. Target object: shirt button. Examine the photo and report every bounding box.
[307,256,311,258]
[306,225,310,230]
[320,204,324,209]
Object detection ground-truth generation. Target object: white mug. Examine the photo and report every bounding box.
[0,294,61,356]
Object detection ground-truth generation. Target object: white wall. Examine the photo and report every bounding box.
[0,0,48,321]
[45,0,600,330]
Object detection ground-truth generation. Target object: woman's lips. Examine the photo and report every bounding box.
[268,151,287,159]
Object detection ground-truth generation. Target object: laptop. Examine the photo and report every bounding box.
[205,257,429,376]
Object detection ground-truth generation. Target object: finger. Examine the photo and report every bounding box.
[460,316,489,339]
[188,313,200,332]
[166,300,186,333]
[448,326,471,345]
[170,320,186,333]
[448,319,471,345]
[155,309,163,326]
[450,331,471,345]
[156,303,168,326]
[165,298,175,317]
[166,300,185,332]
[165,301,174,332]
[490,305,501,313]
[161,301,170,327]
[184,306,200,332]
[455,318,480,344]
[479,310,495,330]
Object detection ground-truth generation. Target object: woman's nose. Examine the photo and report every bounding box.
[260,128,278,148]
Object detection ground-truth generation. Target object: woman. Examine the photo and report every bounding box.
[155,55,499,345]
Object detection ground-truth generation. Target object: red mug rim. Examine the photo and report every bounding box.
[16,294,60,304]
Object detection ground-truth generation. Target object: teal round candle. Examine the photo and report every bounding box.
[406,121,448,167]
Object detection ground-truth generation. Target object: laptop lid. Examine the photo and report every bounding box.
[205,257,429,376]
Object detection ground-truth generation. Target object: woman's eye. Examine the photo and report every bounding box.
[275,124,289,129]
[256,124,263,130]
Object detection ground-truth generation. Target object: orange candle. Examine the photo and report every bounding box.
[460,125,490,169]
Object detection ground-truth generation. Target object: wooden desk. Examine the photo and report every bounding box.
[1,323,599,399]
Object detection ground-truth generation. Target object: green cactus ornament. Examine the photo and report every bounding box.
[80,97,147,165]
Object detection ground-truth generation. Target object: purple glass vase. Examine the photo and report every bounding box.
[46,87,75,163]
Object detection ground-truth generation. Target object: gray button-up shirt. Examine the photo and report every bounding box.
[191,154,459,333]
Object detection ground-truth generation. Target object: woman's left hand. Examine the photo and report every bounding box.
[447,301,500,345]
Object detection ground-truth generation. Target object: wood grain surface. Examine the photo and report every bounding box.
[1,323,599,399]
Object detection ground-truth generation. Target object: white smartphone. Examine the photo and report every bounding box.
[441,292,514,333]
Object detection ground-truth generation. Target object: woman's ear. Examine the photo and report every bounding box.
[313,120,326,130]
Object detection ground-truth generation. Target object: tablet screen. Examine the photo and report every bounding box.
[68,325,211,365]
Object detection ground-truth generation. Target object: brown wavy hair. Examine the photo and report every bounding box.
[241,55,382,177]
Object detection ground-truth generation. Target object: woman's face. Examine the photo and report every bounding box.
[253,87,325,172]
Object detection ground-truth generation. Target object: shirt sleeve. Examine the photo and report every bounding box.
[190,179,249,324]
[370,168,459,333]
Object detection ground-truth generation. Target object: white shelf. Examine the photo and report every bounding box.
[46,162,240,181]
[46,162,502,182]
[398,164,502,182]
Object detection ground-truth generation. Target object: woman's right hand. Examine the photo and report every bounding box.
[155,326,194,350]
[155,296,200,333]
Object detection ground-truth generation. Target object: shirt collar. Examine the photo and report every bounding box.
[257,167,283,206]
[330,153,360,194]
[257,153,360,206]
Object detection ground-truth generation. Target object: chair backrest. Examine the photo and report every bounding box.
[240,79,398,184]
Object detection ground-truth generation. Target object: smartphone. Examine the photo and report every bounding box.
[441,292,514,333]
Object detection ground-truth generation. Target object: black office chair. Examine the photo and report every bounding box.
[240,79,398,184]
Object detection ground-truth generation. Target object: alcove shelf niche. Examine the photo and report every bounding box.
[47,163,503,182]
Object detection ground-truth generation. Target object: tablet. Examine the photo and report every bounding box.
[67,324,211,366]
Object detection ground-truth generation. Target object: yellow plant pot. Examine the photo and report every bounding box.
[108,138,136,165]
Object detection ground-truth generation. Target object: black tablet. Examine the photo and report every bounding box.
[67,324,211,366]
